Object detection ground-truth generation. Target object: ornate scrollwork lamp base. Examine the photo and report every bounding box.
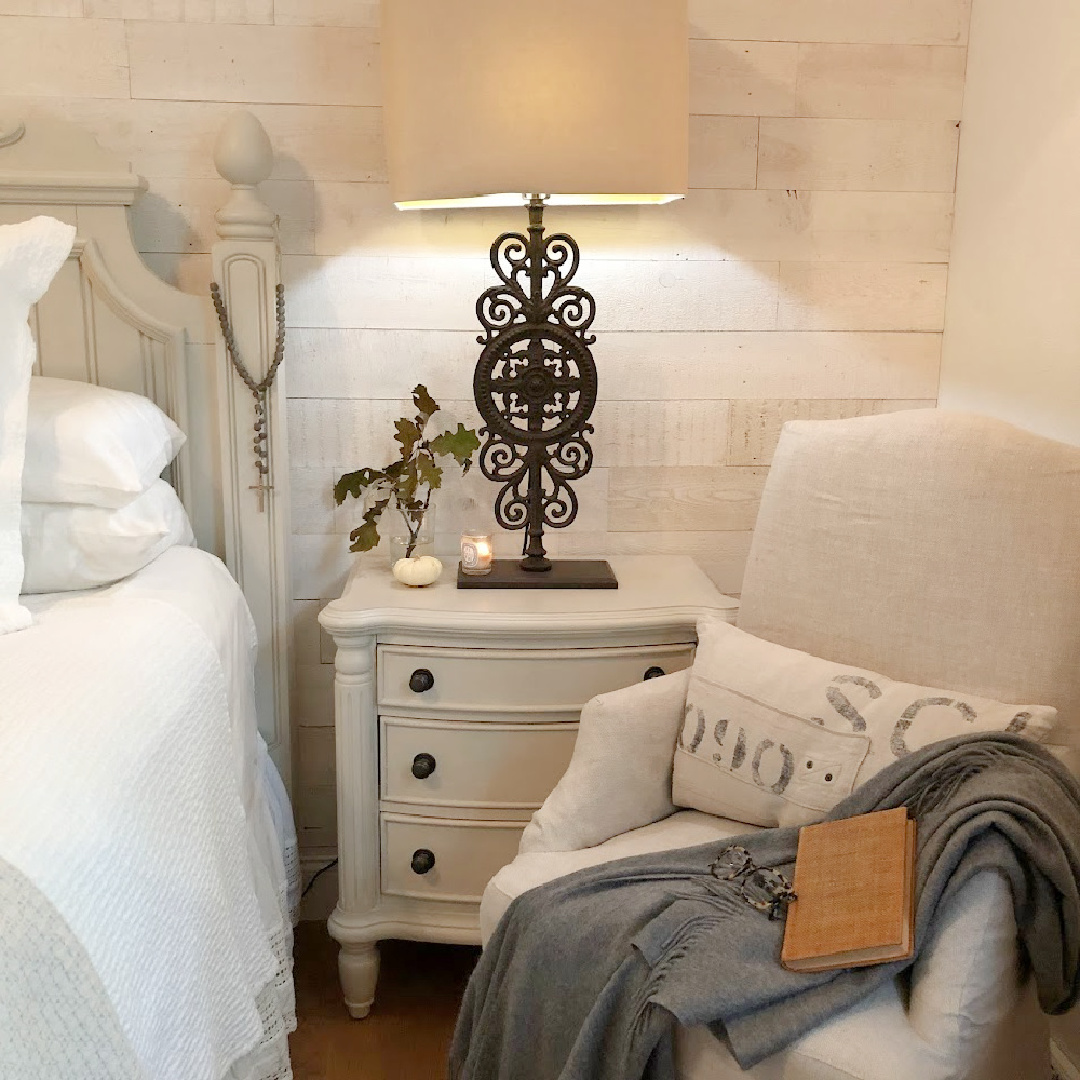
[467,196,617,589]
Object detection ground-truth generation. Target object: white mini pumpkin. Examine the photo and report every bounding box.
[392,555,443,587]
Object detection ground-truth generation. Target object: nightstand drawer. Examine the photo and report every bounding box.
[377,643,694,718]
[381,717,577,811]
[381,814,524,903]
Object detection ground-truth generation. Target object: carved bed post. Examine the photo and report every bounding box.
[212,111,293,789]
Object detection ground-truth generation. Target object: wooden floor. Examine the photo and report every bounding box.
[289,921,480,1080]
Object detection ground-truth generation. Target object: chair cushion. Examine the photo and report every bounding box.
[737,411,1080,744]
[481,812,1047,1080]
[672,618,1057,828]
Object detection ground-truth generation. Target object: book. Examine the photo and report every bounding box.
[781,806,916,973]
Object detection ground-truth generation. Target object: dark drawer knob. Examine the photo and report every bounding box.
[411,848,435,875]
[643,665,666,680]
[409,668,435,693]
[411,752,437,780]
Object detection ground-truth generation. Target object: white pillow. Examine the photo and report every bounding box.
[20,479,194,594]
[0,216,77,634]
[672,618,1058,828]
[23,376,186,508]
[519,670,691,854]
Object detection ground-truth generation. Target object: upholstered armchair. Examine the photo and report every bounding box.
[480,410,1080,1080]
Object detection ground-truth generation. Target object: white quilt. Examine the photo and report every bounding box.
[0,546,296,1080]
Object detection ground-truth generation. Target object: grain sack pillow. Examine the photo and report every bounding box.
[0,216,77,634]
[672,617,1058,828]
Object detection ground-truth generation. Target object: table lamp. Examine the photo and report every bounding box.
[381,0,689,589]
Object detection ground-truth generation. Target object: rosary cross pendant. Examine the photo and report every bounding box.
[250,476,273,512]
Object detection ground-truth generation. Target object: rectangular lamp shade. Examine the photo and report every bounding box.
[381,0,689,209]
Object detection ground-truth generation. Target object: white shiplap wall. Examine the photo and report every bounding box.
[0,0,970,895]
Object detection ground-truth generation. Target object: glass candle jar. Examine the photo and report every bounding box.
[460,532,493,575]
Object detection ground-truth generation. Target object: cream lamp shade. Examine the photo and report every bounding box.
[381,0,689,209]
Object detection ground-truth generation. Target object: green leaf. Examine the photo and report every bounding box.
[396,456,420,503]
[347,497,390,552]
[334,467,386,505]
[430,423,481,469]
[412,384,439,428]
[394,418,422,460]
[417,453,443,491]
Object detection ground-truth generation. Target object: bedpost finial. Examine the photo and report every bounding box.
[213,111,276,241]
[214,110,273,187]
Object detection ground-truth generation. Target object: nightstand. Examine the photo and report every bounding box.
[318,555,736,1017]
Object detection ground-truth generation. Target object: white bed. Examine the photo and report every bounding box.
[3,546,298,1080]
[0,115,298,1079]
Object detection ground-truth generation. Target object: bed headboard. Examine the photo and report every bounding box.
[0,114,293,787]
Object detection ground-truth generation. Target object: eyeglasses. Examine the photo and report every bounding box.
[709,845,797,921]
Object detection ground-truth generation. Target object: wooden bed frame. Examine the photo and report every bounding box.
[0,113,292,784]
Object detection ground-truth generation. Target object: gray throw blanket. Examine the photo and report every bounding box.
[450,733,1080,1080]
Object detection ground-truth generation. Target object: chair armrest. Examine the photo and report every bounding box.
[518,668,690,854]
[908,869,1043,1073]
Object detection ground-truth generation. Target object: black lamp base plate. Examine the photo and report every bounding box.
[457,558,618,590]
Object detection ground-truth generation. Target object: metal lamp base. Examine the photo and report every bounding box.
[457,558,618,590]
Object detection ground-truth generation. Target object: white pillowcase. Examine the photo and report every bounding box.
[672,618,1058,829]
[24,376,186,508]
[0,216,77,634]
[20,479,194,594]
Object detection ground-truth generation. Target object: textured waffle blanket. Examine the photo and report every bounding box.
[450,733,1080,1079]
[0,552,294,1080]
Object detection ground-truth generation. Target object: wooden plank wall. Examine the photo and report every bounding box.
[0,0,971,900]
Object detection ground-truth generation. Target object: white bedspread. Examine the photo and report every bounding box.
[0,546,297,1080]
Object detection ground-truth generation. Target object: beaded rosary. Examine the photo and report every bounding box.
[210,282,286,511]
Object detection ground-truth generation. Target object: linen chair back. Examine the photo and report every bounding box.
[737,410,1080,746]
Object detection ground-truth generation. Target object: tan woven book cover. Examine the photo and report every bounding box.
[781,806,916,973]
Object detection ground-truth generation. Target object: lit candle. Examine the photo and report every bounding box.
[460,532,493,575]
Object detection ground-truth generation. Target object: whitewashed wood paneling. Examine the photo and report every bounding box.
[127,22,381,105]
[690,40,799,116]
[290,466,338,536]
[759,119,960,192]
[591,400,731,468]
[273,0,379,27]
[689,116,759,189]
[728,398,935,466]
[294,660,335,727]
[688,0,971,46]
[609,467,769,532]
[796,44,968,120]
[312,185,953,264]
[283,254,783,332]
[4,97,385,183]
[0,0,82,14]
[283,329,942,403]
[0,17,128,98]
[87,0,273,20]
[298,726,336,788]
[292,599,326,664]
[777,262,948,331]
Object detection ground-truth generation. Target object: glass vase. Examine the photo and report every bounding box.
[388,502,435,567]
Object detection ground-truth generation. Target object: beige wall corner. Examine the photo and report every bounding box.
[940,0,1080,447]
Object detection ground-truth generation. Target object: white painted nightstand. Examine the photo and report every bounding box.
[318,555,736,1018]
